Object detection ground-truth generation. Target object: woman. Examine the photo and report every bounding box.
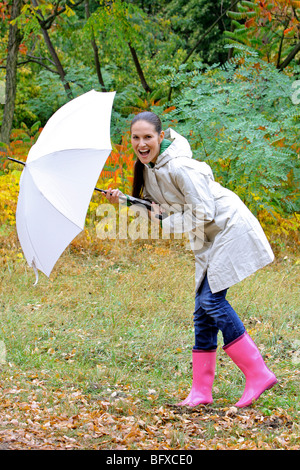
[106,111,278,408]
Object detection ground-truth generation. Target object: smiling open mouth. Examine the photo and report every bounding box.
[138,149,150,157]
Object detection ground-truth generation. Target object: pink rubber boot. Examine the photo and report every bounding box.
[177,349,216,406]
[223,332,278,408]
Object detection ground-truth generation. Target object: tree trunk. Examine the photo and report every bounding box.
[278,41,300,70]
[1,0,23,144]
[31,0,73,100]
[40,26,73,99]
[128,43,151,93]
[84,0,106,91]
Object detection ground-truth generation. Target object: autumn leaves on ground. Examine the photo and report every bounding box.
[0,230,299,450]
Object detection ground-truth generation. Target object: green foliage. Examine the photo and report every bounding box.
[25,70,69,125]
[84,0,179,91]
[159,50,299,216]
[164,0,233,65]
[1,0,299,231]
[86,0,146,46]
[225,0,300,67]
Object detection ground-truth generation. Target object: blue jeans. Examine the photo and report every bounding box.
[193,274,246,350]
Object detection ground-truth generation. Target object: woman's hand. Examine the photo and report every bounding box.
[105,188,124,204]
[148,202,164,224]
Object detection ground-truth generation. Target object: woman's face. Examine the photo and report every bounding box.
[131,120,164,165]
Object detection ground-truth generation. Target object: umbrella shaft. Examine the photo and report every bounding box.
[7,158,159,216]
[7,157,25,165]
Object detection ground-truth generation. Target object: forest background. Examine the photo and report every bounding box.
[0,0,300,243]
[0,0,299,450]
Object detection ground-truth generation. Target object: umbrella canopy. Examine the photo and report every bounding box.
[16,90,115,282]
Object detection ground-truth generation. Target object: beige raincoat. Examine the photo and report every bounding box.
[143,128,274,294]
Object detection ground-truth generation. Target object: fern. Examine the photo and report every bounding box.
[240,1,257,8]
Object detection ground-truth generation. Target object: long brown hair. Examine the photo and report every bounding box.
[131,112,162,198]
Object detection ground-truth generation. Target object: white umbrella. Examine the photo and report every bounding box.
[15,89,115,283]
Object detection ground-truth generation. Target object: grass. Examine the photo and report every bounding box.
[0,228,299,450]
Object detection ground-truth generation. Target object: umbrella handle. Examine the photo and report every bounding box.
[95,187,164,220]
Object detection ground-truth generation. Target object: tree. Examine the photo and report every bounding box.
[86,0,152,93]
[225,0,300,69]
[11,1,91,102]
[162,52,300,216]
[27,0,80,99]
[164,0,235,65]
[84,0,106,91]
[1,0,23,144]
[166,0,241,101]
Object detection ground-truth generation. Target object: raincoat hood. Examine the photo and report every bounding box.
[154,128,193,169]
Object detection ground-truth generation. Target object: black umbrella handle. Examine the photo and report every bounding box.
[95,187,164,219]
[95,187,151,207]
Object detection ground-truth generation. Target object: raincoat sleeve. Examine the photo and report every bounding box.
[161,163,216,240]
